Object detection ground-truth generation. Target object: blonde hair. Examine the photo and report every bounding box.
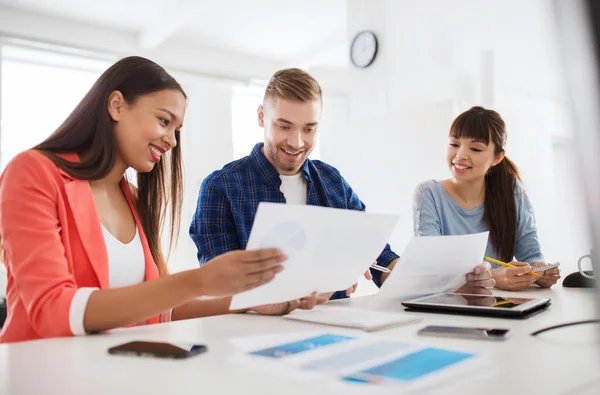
[264,68,322,103]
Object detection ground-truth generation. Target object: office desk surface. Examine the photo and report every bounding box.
[1,286,599,395]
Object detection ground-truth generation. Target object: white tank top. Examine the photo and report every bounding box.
[101,224,146,287]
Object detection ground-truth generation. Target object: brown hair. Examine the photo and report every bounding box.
[450,106,521,262]
[264,68,322,103]
[33,56,186,276]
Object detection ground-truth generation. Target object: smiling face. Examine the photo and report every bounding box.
[447,136,504,182]
[447,107,507,184]
[258,97,322,175]
[108,89,186,173]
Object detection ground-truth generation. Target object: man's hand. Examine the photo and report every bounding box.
[344,269,373,297]
[380,258,399,284]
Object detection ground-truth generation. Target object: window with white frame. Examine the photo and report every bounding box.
[231,86,264,160]
[0,44,112,171]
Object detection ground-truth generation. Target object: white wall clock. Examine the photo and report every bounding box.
[350,30,378,68]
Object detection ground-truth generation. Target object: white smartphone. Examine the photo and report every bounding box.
[418,325,510,341]
[531,262,560,273]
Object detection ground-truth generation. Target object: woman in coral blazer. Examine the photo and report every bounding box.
[0,56,286,343]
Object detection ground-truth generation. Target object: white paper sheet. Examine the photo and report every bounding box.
[230,203,399,310]
[373,232,489,305]
[283,306,422,331]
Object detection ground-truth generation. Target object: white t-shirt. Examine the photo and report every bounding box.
[280,173,308,205]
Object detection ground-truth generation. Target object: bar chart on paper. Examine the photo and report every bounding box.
[249,334,355,359]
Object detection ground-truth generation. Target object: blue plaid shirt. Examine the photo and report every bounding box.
[189,143,399,299]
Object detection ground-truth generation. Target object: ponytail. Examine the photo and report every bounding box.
[483,156,521,262]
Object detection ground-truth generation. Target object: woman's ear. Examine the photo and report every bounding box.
[492,150,506,167]
[107,91,125,122]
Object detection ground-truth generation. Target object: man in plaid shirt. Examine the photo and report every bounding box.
[190,69,494,316]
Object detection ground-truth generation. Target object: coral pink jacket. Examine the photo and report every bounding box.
[0,151,161,343]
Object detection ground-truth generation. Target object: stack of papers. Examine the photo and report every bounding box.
[283,306,422,331]
[231,331,489,393]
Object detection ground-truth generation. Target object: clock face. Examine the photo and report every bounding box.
[350,31,378,68]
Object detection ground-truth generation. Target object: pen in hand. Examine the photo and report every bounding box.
[370,263,391,273]
[483,256,540,277]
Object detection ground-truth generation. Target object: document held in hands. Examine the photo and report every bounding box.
[373,232,489,305]
[230,203,399,310]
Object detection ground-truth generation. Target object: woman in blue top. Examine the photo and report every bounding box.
[413,106,560,291]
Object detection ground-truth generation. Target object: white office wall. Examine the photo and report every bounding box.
[164,73,235,273]
[315,0,588,275]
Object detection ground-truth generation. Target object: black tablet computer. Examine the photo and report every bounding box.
[402,293,551,318]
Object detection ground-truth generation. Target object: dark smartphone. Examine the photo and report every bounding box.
[418,325,510,341]
[108,341,208,359]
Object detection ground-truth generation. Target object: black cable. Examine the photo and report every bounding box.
[530,319,600,336]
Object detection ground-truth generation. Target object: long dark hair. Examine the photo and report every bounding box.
[33,56,186,276]
[450,106,521,262]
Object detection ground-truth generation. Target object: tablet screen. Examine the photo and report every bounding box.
[420,294,535,309]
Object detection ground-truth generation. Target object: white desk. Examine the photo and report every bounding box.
[1,286,599,395]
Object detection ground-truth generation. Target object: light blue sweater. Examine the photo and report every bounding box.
[412,180,544,266]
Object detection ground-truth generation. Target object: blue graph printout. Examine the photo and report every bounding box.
[250,334,356,359]
[343,347,475,383]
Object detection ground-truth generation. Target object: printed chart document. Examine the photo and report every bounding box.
[230,203,399,310]
[230,331,489,393]
[373,232,489,306]
[284,306,422,331]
